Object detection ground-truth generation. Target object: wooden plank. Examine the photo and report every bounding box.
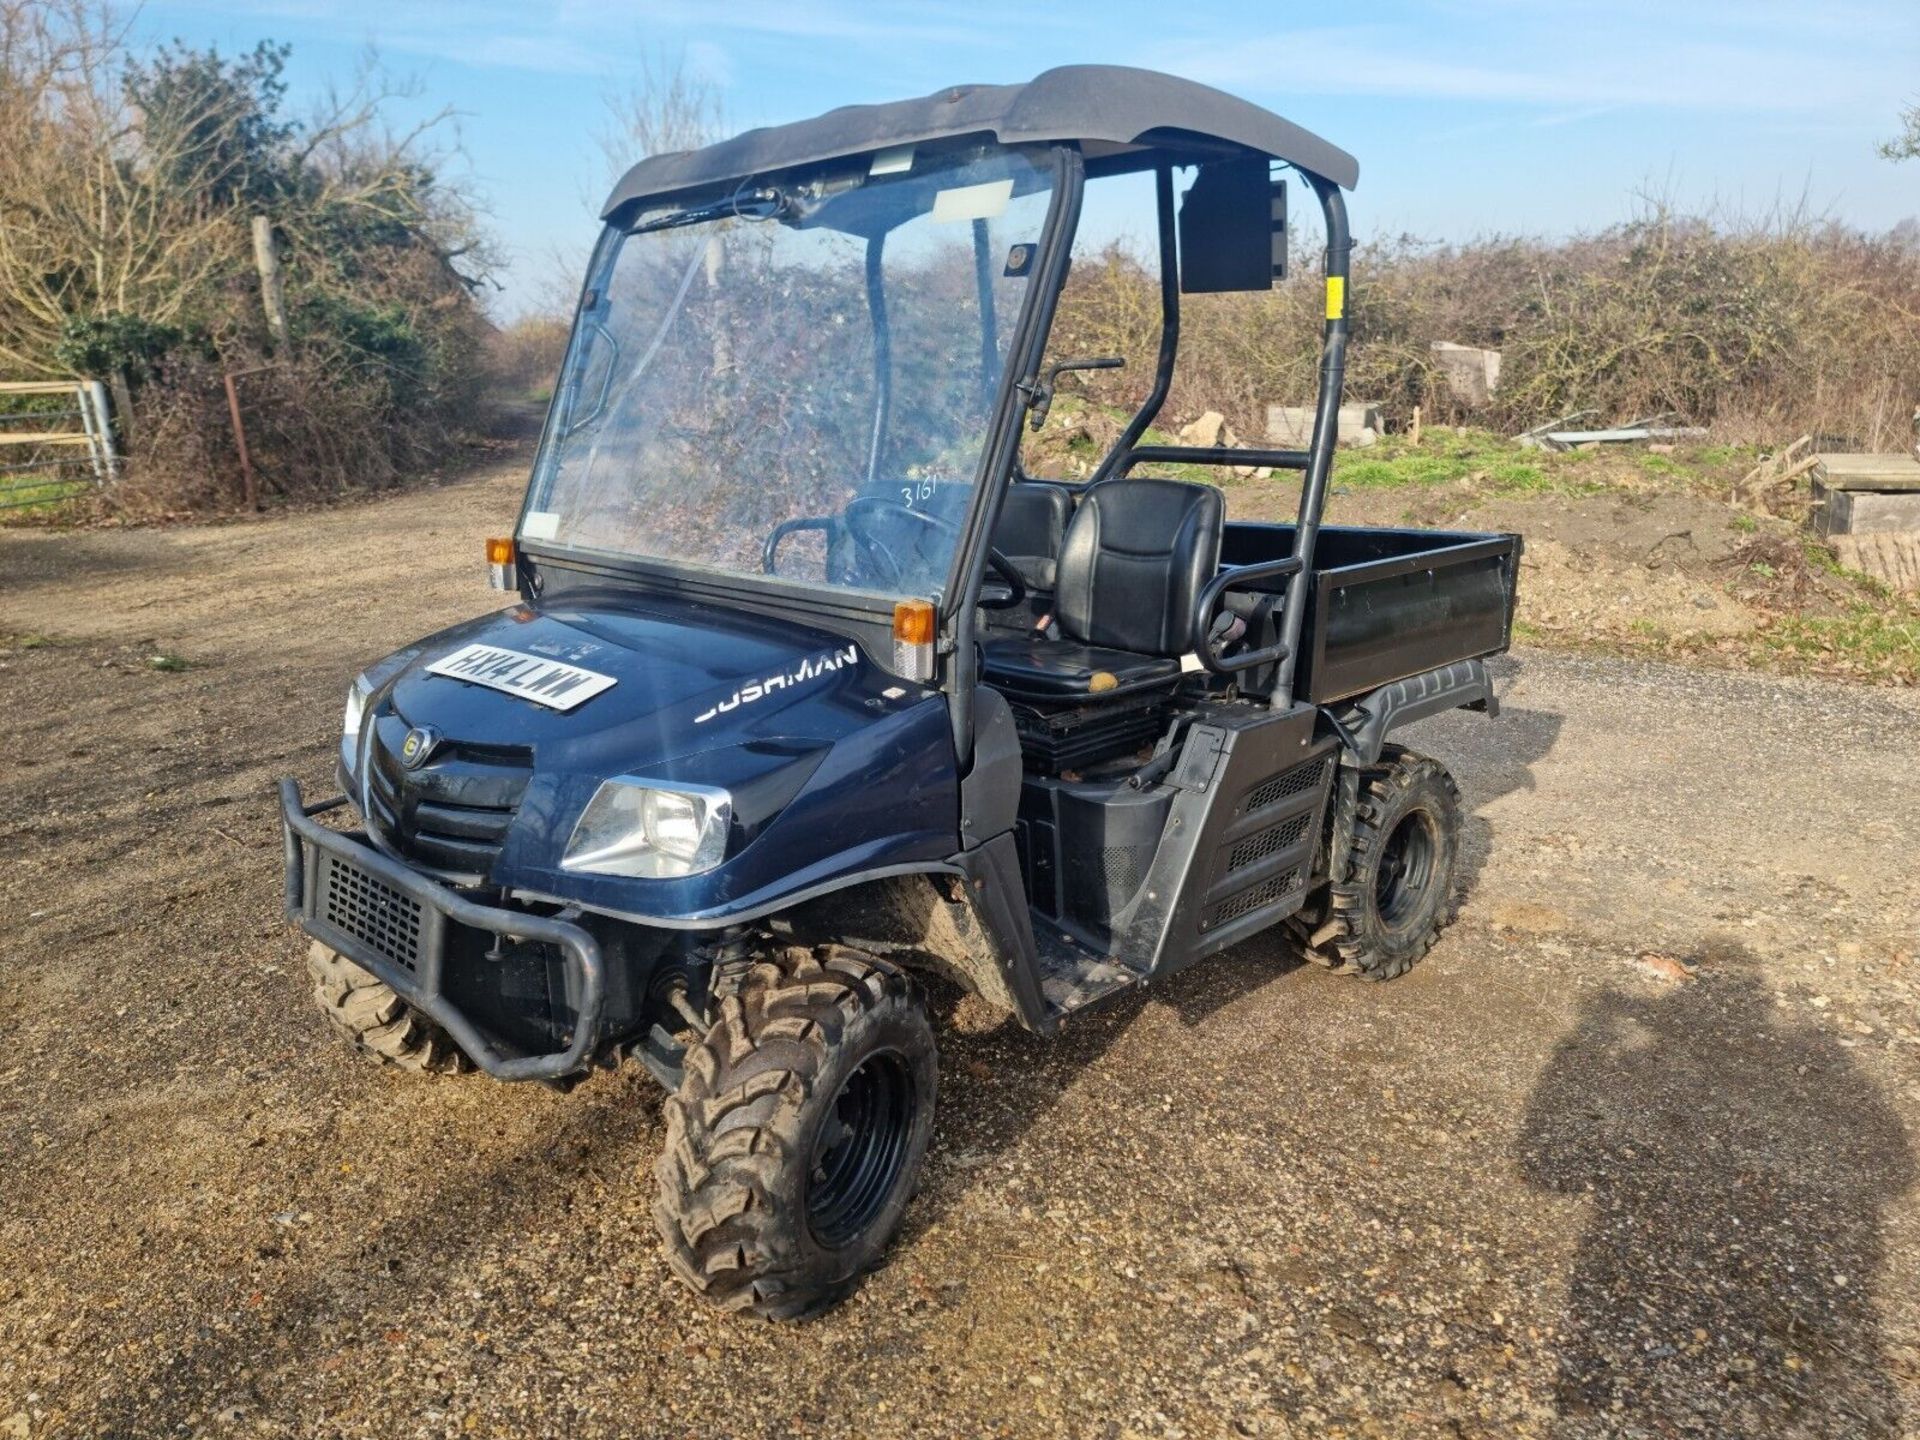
[0,381,79,395]
[1832,533,1920,594]
[0,430,90,445]
[1813,454,1920,491]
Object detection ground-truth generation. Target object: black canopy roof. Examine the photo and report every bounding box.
[601,65,1357,218]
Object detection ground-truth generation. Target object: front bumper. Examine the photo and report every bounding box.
[279,779,605,1082]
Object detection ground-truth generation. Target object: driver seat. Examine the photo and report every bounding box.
[982,477,1223,702]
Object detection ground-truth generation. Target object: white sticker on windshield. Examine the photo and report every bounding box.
[521,510,560,541]
[869,145,914,177]
[931,178,1013,224]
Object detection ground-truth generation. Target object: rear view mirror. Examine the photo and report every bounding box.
[1179,160,1286,293]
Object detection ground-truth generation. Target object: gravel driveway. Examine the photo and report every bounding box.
[3,457,1916,1439]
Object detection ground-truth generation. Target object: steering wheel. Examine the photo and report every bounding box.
[842,496,1026,609]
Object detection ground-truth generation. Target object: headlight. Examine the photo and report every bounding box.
[562,780,732,878]
[342,676,371,738]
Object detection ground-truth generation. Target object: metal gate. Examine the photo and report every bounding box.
[0,379,118,511]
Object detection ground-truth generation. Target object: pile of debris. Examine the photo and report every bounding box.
[1516,411,1710,452]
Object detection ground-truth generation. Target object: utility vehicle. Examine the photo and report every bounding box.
[280,66,1519,1320]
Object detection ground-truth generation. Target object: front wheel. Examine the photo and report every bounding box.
[306,942,469,1073]
[1293,747,1462,980]
[652,944,937,1321]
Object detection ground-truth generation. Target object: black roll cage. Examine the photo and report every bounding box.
[945,147,1353,745]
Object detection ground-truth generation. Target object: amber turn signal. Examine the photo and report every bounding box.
[892,599,936,682]
[485,536,517,592]
[892,599,936,645]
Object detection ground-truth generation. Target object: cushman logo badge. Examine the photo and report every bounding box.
[399,725,440,768]
[694,646,859,724]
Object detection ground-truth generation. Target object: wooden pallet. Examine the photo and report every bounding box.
[1811,453,1920,537]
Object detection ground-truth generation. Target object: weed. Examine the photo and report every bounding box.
[1758,607,1920,683]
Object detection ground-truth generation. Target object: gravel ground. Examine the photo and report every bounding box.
[2,455,1917,1439]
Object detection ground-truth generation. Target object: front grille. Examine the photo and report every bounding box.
[365,716,531,876]
[319,852,422,971]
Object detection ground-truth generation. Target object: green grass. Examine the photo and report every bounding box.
[1758,606,1920,675]
[1512,592,1919,686]
[1330,428,1608,497]
[148,653,191,672]
[0,632,60,651]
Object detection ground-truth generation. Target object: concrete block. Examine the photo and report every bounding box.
[1266,402,1382,447]
[1430,342,1502,408]
[1848,492,1920,533]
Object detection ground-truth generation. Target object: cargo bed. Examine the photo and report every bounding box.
[1219,523,1522,704]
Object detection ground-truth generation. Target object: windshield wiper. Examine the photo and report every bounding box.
[631,188,788,235]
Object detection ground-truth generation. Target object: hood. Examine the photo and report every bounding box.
[381,591,890,768]
[354,590,959,916]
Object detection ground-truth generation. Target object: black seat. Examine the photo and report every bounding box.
[991,481,1073,589]
[982,477,1223,701]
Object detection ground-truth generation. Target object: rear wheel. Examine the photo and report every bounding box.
[1294,747,1462,980]
[653,944,936,1321]
[306,941,468,1074]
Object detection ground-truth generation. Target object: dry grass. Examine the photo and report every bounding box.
[1046,210,1920,452]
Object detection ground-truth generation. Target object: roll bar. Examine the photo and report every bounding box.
[1086,171,1352,708]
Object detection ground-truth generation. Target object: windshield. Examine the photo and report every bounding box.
[523,143,1058,602]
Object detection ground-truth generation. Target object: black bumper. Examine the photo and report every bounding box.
[279,779,604,1082]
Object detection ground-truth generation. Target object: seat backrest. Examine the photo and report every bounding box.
[991,481,1074,587]
[1055,478,1224,656]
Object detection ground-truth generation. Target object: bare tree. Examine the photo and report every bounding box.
[0,0,238,372]
[596,49,724,184]
[1881,101,1919,163]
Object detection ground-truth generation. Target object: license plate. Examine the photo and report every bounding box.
[425,643,617,710]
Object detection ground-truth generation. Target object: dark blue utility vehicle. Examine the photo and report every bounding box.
[280,67,1519,1319]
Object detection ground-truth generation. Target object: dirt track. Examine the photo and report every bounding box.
[3,453,1918,1439]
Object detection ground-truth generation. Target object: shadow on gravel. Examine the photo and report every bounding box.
[1450,701,1563,908]
[1518,953,1913,1437]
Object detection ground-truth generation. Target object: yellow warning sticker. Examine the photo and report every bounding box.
[1325,275,1346,320]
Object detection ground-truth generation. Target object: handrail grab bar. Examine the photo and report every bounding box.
[1188,554,1304,677]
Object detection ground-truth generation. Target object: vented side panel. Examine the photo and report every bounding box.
[1205,867,1303,929]
[1196,752,1333,938]
[1226,811,1310,874]
[1242,758,1329,816]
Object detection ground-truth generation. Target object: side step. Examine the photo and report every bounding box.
[1033,923,1141,1021]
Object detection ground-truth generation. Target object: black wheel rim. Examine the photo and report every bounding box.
[806,1050,917,1248]
[1375,808,1439,931]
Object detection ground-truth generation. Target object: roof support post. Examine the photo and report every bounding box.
[1091,162,1180,484]
[1270,173,1351,709]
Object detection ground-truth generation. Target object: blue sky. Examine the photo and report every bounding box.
[138,0,1920,318]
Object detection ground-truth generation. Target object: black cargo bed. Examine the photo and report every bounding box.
[1219,523,1521,704]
